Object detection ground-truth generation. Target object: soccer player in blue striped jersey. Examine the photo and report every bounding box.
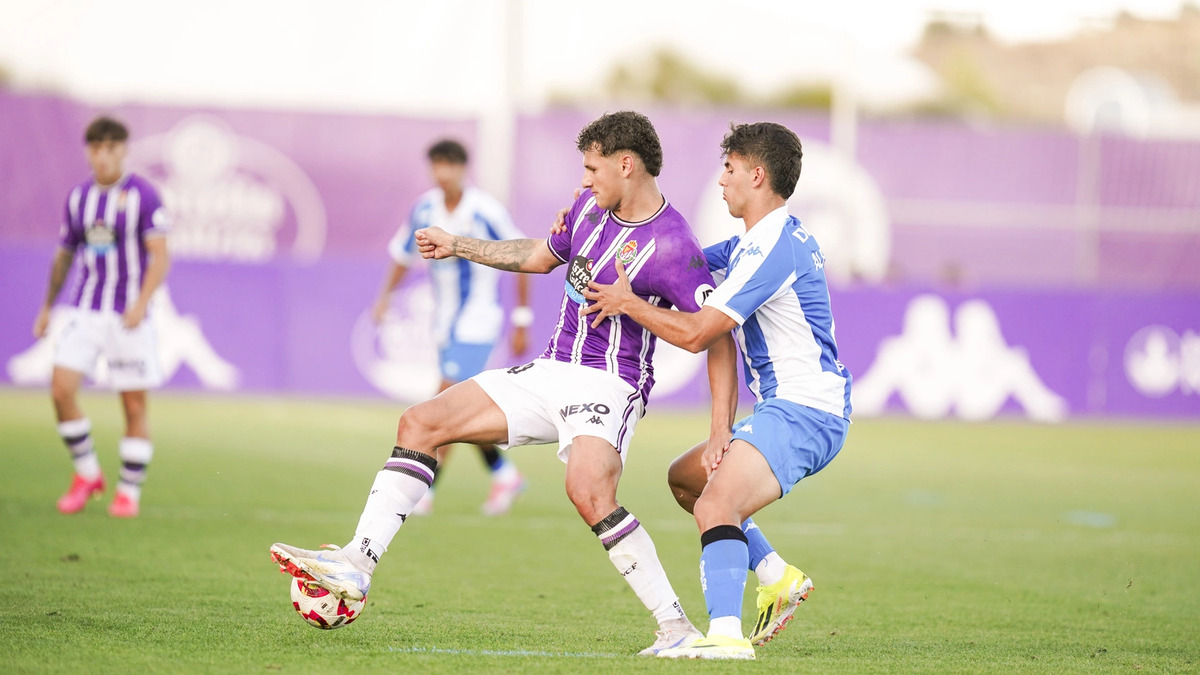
[372,139,531,516]
[32,116,172,519]
[582,122,851,660]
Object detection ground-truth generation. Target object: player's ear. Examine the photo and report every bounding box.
[752,165,768,189]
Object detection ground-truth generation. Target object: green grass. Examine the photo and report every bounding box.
[2,387,1198,673]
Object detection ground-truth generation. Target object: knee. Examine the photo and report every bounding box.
[564,478,612,525]
[667,460,700,514]
[692,492,738,532]
[395,403,442,445]
[50,380,75,407]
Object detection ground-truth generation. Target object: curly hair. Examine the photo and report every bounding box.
[720,122,803,199]
[575,111,663,177]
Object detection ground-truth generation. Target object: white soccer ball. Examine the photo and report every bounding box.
[289,577,367,629]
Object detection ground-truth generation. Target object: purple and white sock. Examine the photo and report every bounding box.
[347,446,437,572]
[592,507,688,625]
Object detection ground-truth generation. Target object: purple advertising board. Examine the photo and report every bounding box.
[1,92,1197,419]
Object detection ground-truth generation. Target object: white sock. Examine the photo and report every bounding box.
[755,551,787,587]
[58,418,101,480]
[592,507,688,626]
[491,460,519,484]
[116,437,154,501]
[346,447,437,573]
[708,615,744,640]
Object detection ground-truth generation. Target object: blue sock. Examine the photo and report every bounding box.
[699,526,749,620]
[742,518,775,571]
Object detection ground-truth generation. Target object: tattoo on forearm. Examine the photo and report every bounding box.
[452,237,538,272]
[45,251,72,305]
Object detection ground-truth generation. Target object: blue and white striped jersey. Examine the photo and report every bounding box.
[703,206,852,419]
[388,187,523,345]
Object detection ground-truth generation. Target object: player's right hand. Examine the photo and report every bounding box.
[548,187,582,236]
[415,226,454,259]
[32,306,51,338]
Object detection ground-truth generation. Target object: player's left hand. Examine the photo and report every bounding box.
[415,226,455,259]
[581,259,634,328]
[702,430,732,480]
[122,304,146,330]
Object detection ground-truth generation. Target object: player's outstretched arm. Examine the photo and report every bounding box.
[416,226,562,274]
[582,259,737,353]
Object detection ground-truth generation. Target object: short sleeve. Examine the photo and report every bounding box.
[650,228,717,313]
[387,225,418,264]
[139,184,170,238]
[547,190,592,263]
[704,235,796,326]
[59,191,82,250]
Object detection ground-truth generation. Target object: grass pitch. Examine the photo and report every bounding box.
[1,387,1198,672]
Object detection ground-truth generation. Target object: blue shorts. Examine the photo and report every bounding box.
[439,341,495,382]
[731,399,848,497]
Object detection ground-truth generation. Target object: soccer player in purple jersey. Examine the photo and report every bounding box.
[32,116,172,519]
[582,122,852,660]
[271,111,735,655]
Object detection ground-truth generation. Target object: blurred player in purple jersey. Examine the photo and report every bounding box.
[583,122,851,660]
[372,139,530,516]
[271,111,737,655]
[32,116,172,519]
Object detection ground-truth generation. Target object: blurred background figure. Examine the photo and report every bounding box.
[31,116,171,519]
[372,139,531,516]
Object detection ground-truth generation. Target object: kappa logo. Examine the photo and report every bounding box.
[853,294,1068,421]
[618,240,638,264]
[688,254,706,270]
[586,415,604,425]
[559,402,611,421]
[586,210,602,224]
[1125,325,1200,397]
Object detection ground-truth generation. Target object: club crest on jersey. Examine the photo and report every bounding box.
[618,240,638,265]
[85,220,115,253]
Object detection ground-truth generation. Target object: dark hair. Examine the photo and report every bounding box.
[575,111,663,177]
[84,116,129,144]
[427,139,468,165]
[720,122,803,199]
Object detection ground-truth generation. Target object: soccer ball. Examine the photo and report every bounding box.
[289,577,367,629]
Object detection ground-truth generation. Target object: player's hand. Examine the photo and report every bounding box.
[511,326,528,357]
[581,259,634,328]
[32,306,51,338]
[371,296,390,324]
[701,430,732,481]
[415,226,455,259]
[549,187,582,236]
[122,304,146,330]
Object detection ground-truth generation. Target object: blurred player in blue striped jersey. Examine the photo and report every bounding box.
[372,139,531,516]
[582,122,851,660]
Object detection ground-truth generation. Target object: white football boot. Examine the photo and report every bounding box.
[270,543,372,601]
[637,618,703,656]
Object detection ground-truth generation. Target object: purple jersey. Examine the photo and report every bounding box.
[542,190,715,405]
[59,173,169,314]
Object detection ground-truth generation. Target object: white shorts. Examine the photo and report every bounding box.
[53,308,164,391]
[473,358,645,464]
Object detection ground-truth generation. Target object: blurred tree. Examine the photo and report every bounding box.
[603,48,741,106]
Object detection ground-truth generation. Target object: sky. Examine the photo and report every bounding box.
[0,0,1189,114]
